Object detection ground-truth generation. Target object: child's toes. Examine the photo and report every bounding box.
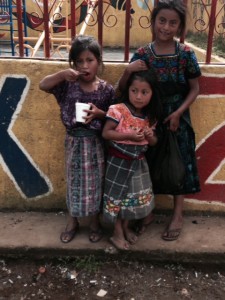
[109,237,130,250]
[126,231,138,244]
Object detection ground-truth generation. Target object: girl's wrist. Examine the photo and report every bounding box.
[175,108,183,118]
[148,136,157,146]
[122,132,134,141]
[98,110,106,119]
[125,67,132,77]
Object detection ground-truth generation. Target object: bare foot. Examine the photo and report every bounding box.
[136,213,155,235]
[109,236,130,250]
[123,228,138,244]
[89,225,103,243]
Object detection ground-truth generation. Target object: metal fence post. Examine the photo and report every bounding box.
[98,0,103,53]
[206,0,217,64]
[16,0,24,57]
[70,0,76,40]
[43,0,50,58]
[124,0,131,62]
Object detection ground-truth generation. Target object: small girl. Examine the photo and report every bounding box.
[118,0,201,241]
[102,70,162,250]
[39,35,115,243]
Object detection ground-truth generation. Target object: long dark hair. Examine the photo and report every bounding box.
[151,0,187,37]
[69,35,102,68]
[122,70,162,125]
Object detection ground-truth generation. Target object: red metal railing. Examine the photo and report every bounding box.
[70,0,76,40]
[43,0,50,58]
[4,0,222,63]
[15,0,23,57]
[206,0,217,64]
[124,0,131,62]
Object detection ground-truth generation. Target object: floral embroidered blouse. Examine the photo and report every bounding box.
[106,103,151,145]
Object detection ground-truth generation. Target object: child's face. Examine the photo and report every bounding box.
[74,50,99,82]
[154,8,181,41]
[128,79,152,113]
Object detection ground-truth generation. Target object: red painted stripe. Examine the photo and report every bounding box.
[186,125,225,202]
[199,76,225,95]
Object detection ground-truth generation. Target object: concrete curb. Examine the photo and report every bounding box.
[1,212,225,264]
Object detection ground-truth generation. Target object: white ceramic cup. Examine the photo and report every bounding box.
[75,103,91,123]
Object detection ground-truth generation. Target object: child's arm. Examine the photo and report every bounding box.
[39,68,83,91]
[118,60,148,92]
[102,119,146,143]
[163,77,200,132]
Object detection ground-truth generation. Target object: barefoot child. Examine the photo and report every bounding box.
[102,70,162,250]
[39,35,115,243]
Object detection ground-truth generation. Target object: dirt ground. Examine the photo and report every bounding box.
[1,256,225,300]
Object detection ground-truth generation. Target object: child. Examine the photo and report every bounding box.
[102,70,162,250]
[118,0,201,241]
[39,35,115,243]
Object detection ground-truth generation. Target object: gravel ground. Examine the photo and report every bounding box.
[1,256,225,300]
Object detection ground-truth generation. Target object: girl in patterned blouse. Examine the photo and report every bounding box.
[118,0,201,241]
[103,70,161,250]
[39,35,115,244]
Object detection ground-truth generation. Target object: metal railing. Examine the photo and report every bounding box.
[0,0,224,63]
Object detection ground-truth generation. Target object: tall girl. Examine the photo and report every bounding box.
[39,35,115,243]
[118,0,201,241]
[103,70,161,250]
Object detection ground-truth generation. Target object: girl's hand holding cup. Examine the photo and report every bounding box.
[83,103,105,124]
[75,103,91,123]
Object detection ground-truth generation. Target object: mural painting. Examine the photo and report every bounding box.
[2,0,136,33]
[0,0,153,52]
[186,73,225,203]
[0,75,52,199]
[0,69,225,209]
[0,1,225,210]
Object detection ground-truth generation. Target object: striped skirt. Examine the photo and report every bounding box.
[65,130,105,217]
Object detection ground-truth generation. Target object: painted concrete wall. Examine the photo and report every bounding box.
[0,58,225,213]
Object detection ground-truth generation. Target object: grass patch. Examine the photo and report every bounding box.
[186,31,208,49]
[57,255,103,273]
[213,35,225,58]
[74,255,102,273]
[185,31,225,58]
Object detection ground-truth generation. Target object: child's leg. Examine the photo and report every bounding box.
[89,213,103,243]
[123,220,138,244]
[110,219,130,250]
[60,215,79,243]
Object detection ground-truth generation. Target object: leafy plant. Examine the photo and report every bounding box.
[72,255,103,273]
